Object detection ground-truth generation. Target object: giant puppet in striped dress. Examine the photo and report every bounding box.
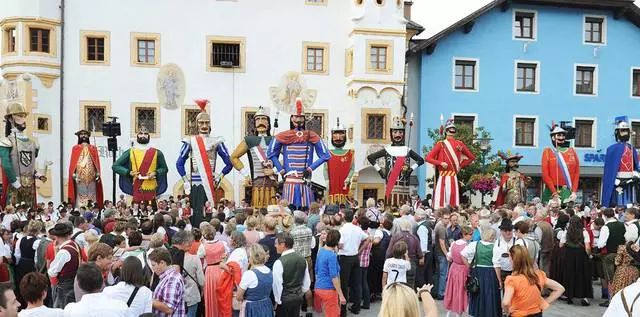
[267,99,330,209]
[425,119,475,209]
[177,99,233,227]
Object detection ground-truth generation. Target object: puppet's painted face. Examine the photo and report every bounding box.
[552,133,566,146]
[137,132,150,145]
[198,118,211,135]
[77,132,90,144]
[291,115,305,130]
[11,114,27,131]
[254,116,269,135]
[446,127,457,137]
[507,160,519,169]
[331,131,347,148]
[391,129,405,145]
[617,129,631,142]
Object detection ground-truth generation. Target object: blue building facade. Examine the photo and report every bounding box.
[408,0,640,202]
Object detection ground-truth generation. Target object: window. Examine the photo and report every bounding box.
[454,60,477,90]
[131,103,161,137]
[80,31,110,65]
[308,114,326,138]
[515,117,535,147]
[453,115,475,131]
[207,36,246,73]
[184,109,200,136]
[130,33,160,67]
[85,107,105,134]
[633,69,640,97]
[302,42,329,75]
[514,11,535,39]
[633,122,640,149]
[361,108,391,144]
[37,117,48,131]
[244,111,256,137]
[34,114,52,134]
[29,28,50,53]
[575,119,594,148]
[584,16,605,44]
[366,40,393,74]
[367,114,386,140]
[4,27,16,53]
[575,65,596,95]
[516,62,537,92]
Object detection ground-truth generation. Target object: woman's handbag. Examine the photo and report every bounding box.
[465,242,480,294]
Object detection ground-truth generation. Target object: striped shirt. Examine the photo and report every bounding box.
[153,267,185,317]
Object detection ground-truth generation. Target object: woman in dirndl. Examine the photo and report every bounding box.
[549,213,570,283]
[236,244,273,317]
[443,226,473,316]
[461,227,502,317]
[559,216,593,306]
[199,223,229,317]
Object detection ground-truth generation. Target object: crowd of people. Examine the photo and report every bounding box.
[1,192,640,316]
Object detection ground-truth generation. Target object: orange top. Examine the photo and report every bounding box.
[504,270,549,317]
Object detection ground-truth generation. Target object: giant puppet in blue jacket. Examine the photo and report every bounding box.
[602,116,640,207]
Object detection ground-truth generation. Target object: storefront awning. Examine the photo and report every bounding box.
[518,165,603,177]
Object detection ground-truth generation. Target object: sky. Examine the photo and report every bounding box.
[411,0,640,39]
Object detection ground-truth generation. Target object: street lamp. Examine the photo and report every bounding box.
[475,136,493,205]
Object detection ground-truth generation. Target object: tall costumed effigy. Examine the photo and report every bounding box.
[325,118,355,205]
[177,99,233,226]
[601,116,640,207]
[495,151,528,208]
[541,122,579,204]
[67,129,104,208]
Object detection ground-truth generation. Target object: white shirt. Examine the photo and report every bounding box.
[72,228,87,250]
[383,258,411,284]
[558,229,590,245]
[15,235,39,265]
[416,221,430,253]
[18,306,63,317]
[102,282,153,317]
[338,223,368,256]
[604,279,640,317]
[461,241,495,267]
[63,292,133,317]
[239,265,271,290]
[1,213,18,230]
[597,218,618,249]
[492,236,516,271]
[272,249,311,305]
[48,240,75,278]
[227,247,249,273]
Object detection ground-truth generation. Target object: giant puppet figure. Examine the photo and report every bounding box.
[267,99,330,209]
[112,125,168,204]
[496,151,528,207]
[601,116,640,207]
[67,129,104,208]
[425,119,475,209]
[541,123,580,203]
[367,116,424,207]
[0,102,46,209]
[177,99,234,227]
[325,118,354,205]
[230,106,277,209]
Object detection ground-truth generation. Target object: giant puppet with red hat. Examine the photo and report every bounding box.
[176,99,234,226]
[541,121,580,203]
[267,98,330,210]
[496,151,528,207]
[367,114,424,207]
[425,118,476,209]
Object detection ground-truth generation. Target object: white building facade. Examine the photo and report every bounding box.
[0,0,421,205]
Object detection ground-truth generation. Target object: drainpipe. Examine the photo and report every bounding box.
[59,0,65,202]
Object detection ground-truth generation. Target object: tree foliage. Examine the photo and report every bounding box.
[422,125,503,197]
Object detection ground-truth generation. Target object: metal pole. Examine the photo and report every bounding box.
[111,138,116,204]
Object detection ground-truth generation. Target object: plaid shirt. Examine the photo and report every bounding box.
[291,224,313,258]
[359,239,373,268]
[153,267,185,317]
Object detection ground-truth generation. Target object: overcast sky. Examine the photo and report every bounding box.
[411,0,640,39]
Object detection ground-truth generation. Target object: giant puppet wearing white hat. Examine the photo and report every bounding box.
[176,99,233,226]
[367,115,424,207]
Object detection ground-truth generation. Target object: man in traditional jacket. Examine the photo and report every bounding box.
[367,116,424,207]
[495,151,528,208]
[112,125,168,204]
[230,106,277,209]
[602,116,640,207]
[177,99,233,227]
[325,118,354,205]
[541,123,580,203]
[0,102,46,209]
[267,99,330,209]
[67,129,103,208]
[425,119,474,209]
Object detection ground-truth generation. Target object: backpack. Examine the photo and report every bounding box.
[35,237,51,273]
[380,230,392,254]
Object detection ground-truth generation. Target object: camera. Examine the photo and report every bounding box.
[559,121,576,140]
[102,116,121,138]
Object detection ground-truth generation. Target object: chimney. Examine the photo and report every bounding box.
[404,1,413,20]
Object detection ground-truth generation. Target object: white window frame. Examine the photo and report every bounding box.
[513,115,539,148]
[512,9,538,41]
[451,113,478,133]
[514,60,541,94]
[583,14,607,46]
[573,63,598,97]
[631,66,640,99]
[572,117,597,149]
[451,57,479,93]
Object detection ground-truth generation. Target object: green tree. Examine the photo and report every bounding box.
[422,125,502,201]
